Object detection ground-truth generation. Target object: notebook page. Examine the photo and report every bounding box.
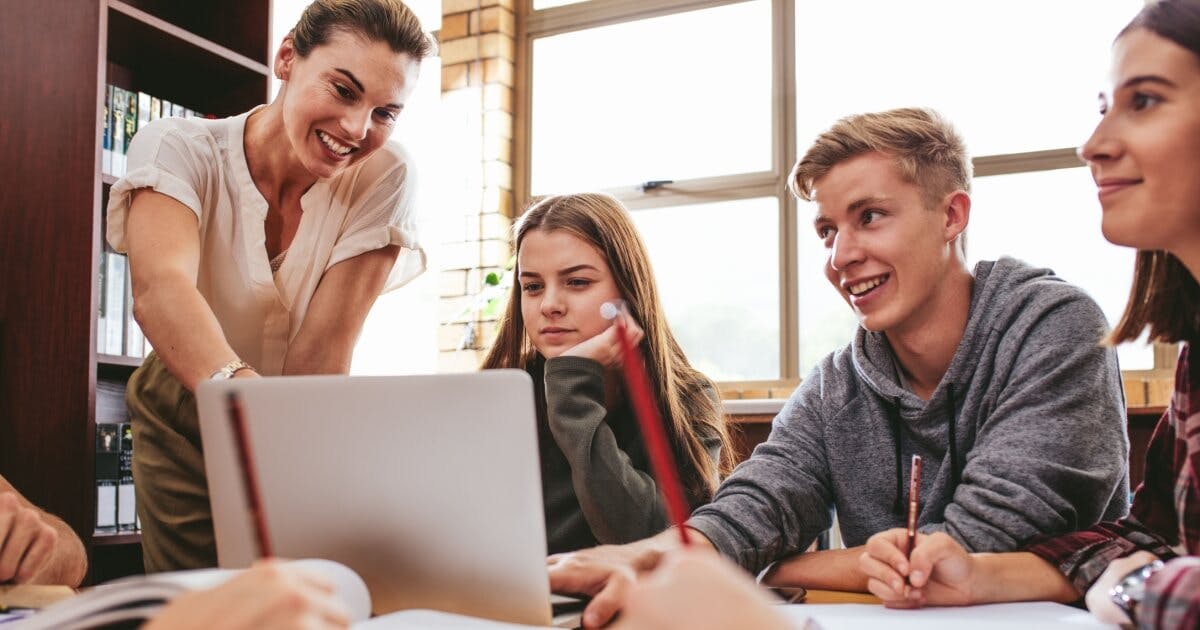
[780,602,1118,630]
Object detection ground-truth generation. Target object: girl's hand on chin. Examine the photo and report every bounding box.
[562,315,644,368]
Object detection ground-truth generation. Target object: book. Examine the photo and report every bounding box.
[123,89,137,176]
[102,251,125,355]
[101,85,112,176]
[94,423,120,532]
[117,423,136,531]
[109,87,126,177]
[17,559,370,630]
[136,92,151,135]
[95,249,107,354]
[123,262,144,358]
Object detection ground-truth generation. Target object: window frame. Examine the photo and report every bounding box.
[514,0,1174,387]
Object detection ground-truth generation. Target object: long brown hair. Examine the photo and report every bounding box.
[1108,0,1200,344]
[481,193,732,505]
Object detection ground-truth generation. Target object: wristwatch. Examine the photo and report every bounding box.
[209,359,255,380]
[1110,559,1164,624]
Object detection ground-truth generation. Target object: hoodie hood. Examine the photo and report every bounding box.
[850,256,1067,512]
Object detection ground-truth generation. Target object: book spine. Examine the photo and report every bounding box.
[123,90,137,176]
[111,88,126,177]
[95,423,120,532]
[123,262,144,358]
[137,92,151,139]
[97,249,108,354]
[118,423,137,531]
[102,85,112,176]
[103,252,125,356]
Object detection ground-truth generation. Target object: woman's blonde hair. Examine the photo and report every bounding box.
[481,193,732,505]
[791,107,972,209]
[292,0,436,61]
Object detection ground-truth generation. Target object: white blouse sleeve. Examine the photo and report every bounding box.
[105,119,210,253]
[328,143,427,293]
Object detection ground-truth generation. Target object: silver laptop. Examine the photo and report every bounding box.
[196,371,557,625]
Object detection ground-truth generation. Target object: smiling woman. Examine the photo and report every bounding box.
[103,0,435,572]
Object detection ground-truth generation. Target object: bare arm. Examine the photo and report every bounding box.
[126,189,248,390]
[859,529,1077,608]
[282,245,400,375]
[0,476,86,586]
[763,547,869,592]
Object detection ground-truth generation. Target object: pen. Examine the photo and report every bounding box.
[603,301,692,546]
[226,391,274,559]
[906,454,923,564]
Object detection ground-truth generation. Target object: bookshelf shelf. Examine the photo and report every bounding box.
[98,354,143,369]
[93,532,142,547]
[107,1,270,118]
[108,0,269,77]
[102,174,119,187]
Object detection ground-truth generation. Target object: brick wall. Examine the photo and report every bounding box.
[438,0,516,372]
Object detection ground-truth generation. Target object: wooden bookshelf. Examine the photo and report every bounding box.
[0,0,271,585]
[93,532,143,547]
[98,354,143,369]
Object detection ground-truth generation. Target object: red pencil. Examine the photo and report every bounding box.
[226,391,274,558]
[610,311,692,546]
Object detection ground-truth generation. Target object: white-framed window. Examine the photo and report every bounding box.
[518,0,1163,383]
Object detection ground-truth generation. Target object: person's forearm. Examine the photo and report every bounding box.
[763,547,869,592]
[31,512,87,587]
[628,527,716,571]
[969,552,1079,604]
[135,276,241,390]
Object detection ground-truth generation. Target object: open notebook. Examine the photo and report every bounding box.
[16,559,370,630]
[355,602,1117,629]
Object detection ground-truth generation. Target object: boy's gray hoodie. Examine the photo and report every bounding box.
[688,257,1130,572]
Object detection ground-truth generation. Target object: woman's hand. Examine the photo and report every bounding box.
[561,313,644,368]
[1084,550,1159,625]
[860,529,977,608]
[144,560,351,630]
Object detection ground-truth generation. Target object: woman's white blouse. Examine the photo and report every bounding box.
[106,109,426,375]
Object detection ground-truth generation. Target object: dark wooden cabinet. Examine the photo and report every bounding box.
[0,0,271,584]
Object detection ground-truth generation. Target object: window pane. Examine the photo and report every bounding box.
[632,198,779,380]
[531,1,773,193]
[795,200,860,377]
[794,1,1141,156]
[968,168,1154,370]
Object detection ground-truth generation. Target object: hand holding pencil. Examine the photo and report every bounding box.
[859,527,978,608]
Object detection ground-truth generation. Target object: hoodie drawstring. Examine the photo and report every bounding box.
[890,387,962,515]
[947,384,960,490]
[887,398,904,514]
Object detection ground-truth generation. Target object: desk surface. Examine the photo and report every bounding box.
[805,590,880,605]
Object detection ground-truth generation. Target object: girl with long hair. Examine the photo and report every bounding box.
[481,192,731,554]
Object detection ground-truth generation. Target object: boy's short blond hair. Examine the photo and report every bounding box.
[790,107,972,208]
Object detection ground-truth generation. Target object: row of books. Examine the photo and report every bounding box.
[102,85,208,178]
[97,380,137,533]
[98,248,151,359]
